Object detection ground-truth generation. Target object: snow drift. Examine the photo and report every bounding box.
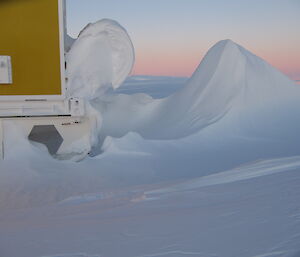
[92,39,299,140]
[90,38,300,148]
[1,19,300,210]
[67,19,135,99]
[1,19,300,257]
[65,19,300,150]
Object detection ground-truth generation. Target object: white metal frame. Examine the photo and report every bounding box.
[0,0,67,102]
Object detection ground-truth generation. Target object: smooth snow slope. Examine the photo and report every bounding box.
[1,35,300,209]
[1,19,300,256]
[1,158,300,257]
[65,21,300,158]
[95,39,300,141]
[1,78,300,256]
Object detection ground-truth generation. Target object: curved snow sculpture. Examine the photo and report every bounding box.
[95,39,300,141]
[67,19,135,99]
[67,19,300,158]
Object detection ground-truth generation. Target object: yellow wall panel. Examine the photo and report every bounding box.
[0,0,63,96]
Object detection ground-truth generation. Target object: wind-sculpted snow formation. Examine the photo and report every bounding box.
[67,19,135,98]
[1,19,300,209]
[64,19,300,176]
[68,23,300,154]
[2,19,300,257]
[92,39,300,141]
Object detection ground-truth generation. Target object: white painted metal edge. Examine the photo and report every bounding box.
[58,0,67,98]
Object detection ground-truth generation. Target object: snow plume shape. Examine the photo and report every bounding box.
[93,39,300,140]
[67,19,135,99]
[66,21,300,154]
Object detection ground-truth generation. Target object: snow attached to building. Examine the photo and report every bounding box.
[67,19,135,99]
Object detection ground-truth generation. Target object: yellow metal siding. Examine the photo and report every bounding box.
[0,0,62,96]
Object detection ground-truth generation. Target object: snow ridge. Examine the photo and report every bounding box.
[93,39,300,141]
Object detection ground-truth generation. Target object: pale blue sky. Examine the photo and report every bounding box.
[66,0,300,78]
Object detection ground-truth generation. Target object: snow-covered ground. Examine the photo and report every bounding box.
[1,20,300,257]
[1,155,300,257]
[0,75,300,257]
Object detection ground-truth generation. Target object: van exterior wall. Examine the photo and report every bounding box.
[0,0,66,98]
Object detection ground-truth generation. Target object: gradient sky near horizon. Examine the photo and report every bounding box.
[67,0,300,80]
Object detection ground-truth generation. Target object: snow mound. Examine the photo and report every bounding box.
[66,20,300,156]
[67,19,135,99]
[95,39,300,140]
[2,32,300,209]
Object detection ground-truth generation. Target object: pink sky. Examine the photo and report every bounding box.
[132,42,300,81]
[68,0,300,81]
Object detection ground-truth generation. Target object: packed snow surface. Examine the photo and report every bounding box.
[1,157,300,257]
[1,19,300,257]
